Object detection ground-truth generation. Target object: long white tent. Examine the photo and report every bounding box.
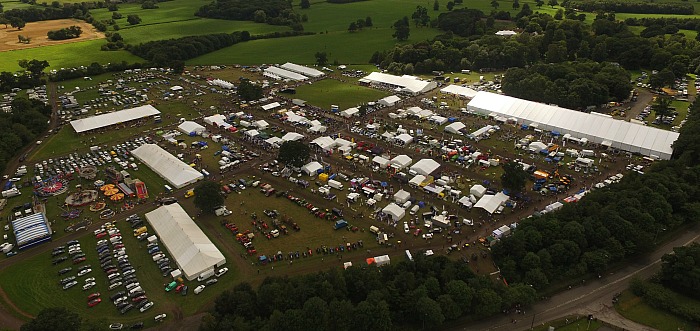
[440,85,478,99]
[280,62,325,78]
[70,105,161,133]
[467,92,679,159]
[178,121,205,135]
[131,144,203,188]
[264,66,308,81]
[360,72,436,95]
[410,159,440,176]
[145,203,226,281]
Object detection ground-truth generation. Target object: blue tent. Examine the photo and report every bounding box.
[551,131,561,136]
[222,145,230,151]
[381,182,388,187]
[418,201,426,207]
[521,124,529,130]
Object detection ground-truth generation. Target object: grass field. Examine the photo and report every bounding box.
[0,40,141,72]
[615,289,697,331]
[532,315,603,331]
[293,78,390,110]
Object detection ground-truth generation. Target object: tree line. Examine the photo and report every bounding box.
[201,256,537,331]
[569,1,694,15]
[0,97,51,176]
[47,25,82,40]
[623,17,700,31]
[196,0,303,29]
[501,61,631,109]
[493,99,700,289]
[327,0,367,3]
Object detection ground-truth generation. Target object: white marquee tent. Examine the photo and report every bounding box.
[264,66,308,81]
[395,133,413,145]
[145,203,226,281]
[281,132,304,142]
[440,85,478,99]
[203,114,232,129]
[445,122,466,134]
[254,120,269,129]
[340,107,360,118]
[430,115,448,125]
[265,136,283,147]
[468,91,679,159]
[262,102,281,111]
[372,156,391,168]
[70,105,161,133]
[360,72,437,95]
[280,62,325,78]
[245,129,260,138]
[132,144,203,188]
[178,121,205,135]
[285,111,309,124]
[378,95,401,107]
[410,159,440,176]
[470,184,487,198]
[409,174,427,187]
[382,203,406,221]
[312,136,335,151]
[302,161,323,175]
[393,189,411,204]
[391,155,413,170]
[474,192,509,214]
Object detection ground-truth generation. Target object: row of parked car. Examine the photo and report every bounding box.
[95,220,154,315]
[54,240,91,290]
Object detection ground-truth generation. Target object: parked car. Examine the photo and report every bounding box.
[194,285,205,295]
[88,298,102,307]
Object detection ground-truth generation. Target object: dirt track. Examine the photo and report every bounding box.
[0,19,104,52]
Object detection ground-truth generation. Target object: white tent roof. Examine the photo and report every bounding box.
[391,155,412,169]
[468,91,679,159]
[445,122,466,134]
[529,141,548,151]
[496,30,517,36]
[265,136,283,147]
[474,192,509,214]
[382,203,405,221]
[340,107,360,117]
[245,129,260,138]
[145,204,225,281]
[309,125,326,133]
[254,120,269,129]
[372,156,391,167]
[470,184,487,198]
[409,174,426,186]
[309,119,322,126]
[458,196,473,207]
[312,136,335,150]
[70,105,161,133]
[378,95,401,106]
[395,133,413,144]
[410,159,440,176]
[285,111,309,124]
[360,72,436,94]
[440,85,478,98]
[281,132,304,141]
[302,161,323,175]
[178,121,205,135]
[203,114,232,129]
[280,62,324,78]
[262,102,281,111]
[264,66,308,81]
[418,109,434,118]
[335,138,352,148]
[393,189,411,204]
[430,115,448,125]
[131,144,203,189]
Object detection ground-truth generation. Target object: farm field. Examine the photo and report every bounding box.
[293,78,390,110]
[0,40,140,72]
[0,19,104,52]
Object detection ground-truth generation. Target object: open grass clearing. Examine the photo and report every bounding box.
[0,0,34,10]
[532,315,603,331]
[113,19,287,44]
[614,289,697,331]
[0,19,105,52]
[293,78,390,110]
[89,0,212,26]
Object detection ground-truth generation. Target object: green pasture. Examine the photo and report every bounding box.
[0,0,33,10]
[615,289,697,331]
[293,78,390,110]
[0,40,141,72]
[189,26,442,65]
[113,19,287,44]
[89,0,211,25]
[532,315,603,331]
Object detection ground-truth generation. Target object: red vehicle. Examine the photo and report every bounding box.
[132,295,148,303]
[114,244,125,250]
[96,232,107,239]
[87,298,102,307]
[175,284,185,292]
[87,293,101,301]
[413,229,422,237]
[73,257,86,264]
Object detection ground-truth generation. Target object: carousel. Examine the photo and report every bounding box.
[35,177,70,197]
[64,189,99,207]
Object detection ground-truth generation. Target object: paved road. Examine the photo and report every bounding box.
[448,222,700,331]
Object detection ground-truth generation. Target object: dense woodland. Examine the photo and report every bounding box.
[47,25,82,40]
[196,0,303,28]
[201,256,537,331]
[569,1,694,15]
[0,97,51,176]
[501,62,631,109]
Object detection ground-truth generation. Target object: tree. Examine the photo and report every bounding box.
[548,0,558,7]
[315,51,328,66]
[660,243,700,299]
[512,0,520,10]
[411,6,430,27]
[392,16,410,41]
[18,59,49,78]
[365,16,372,27]
[277,140,310,168]
[501,160,528,193]
[193,181,224,214]
[253,10,266,23]
[490,0,499,10]
[649,68,675,89]
[348,21,358,32]
[416,297,445,326]
[141,0,158,9]
[433,0,439,11]
[300,0,310,9]
[651,97,673,124]
[237,79,262,101]
[10,16,25,30]
[0,17,9,29]
[126,14,141,25]
[112,12,122,19]
[446,1,454,10]
[21,307,81,331]
[536,0,544,7]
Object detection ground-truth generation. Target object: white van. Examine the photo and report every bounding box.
[369,226,380,235]
[128,286,143,296]
[164,185,173,193]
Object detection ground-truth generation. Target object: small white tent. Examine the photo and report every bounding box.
[254,120,269,129]
[470,184,487,198]
[393,190,411,204]
[281,132,304,142]
[445,122,466,134]
[378,95,400,107]
[302,161,323,175]
[372,156,391,168]
[178,121,205,135]
[391,155,413,170]
[410,159,440,176]
[474,192,509,214]
[394,133,414,145]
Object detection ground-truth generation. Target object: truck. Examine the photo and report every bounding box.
[328,179,343,190]
[2,188,21,198]
[197,269,215,282]
[334,219,348,230]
